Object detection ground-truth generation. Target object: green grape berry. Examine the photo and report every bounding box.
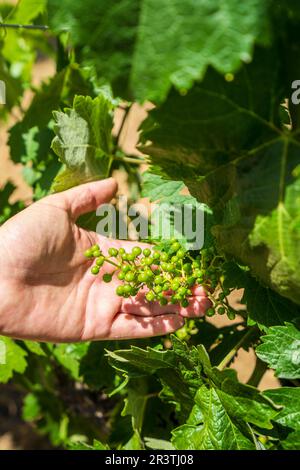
[146,291,155,302]
[119,248,125,255]
[162,282,170,291]
[187,276,196,287]
[193,268,203,278]
[91,266,100,275]
[178,286,187,296]
[118,272,125,280]
[153,251,160,260]
[154,285,163,294]
[121,264,131,273]
[108,247,118,257]
[103,273,112,283]
[96,256,105,267]
[143,248,151,257]
[159,297,168,306]
[181,298,189,308]
[206,307,215,317]
[165,263,175,272]
[160,252,169,262]
[171,280,180,291]
[227,309,236,320]
[125,272,135,282]
[132,246,142,257]
[192,260,201,268]
[123,284,132,295]
[161,262,168,271]
[127,253,136,261]
[154,275,164,285]
[183,263,192,273]
[170,242,181,253]
[91,244,100,252]
[138,272,148,283]
[116,285,124,296]
[177,249,185,259]
[218,306,226,315]
[84,248,94,258]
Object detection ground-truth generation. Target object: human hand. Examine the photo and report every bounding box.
[0,178,210,342]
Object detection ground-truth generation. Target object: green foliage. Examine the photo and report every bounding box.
[0,0,299,452]
[48,0,271,102]
[51,94,115,191]
[0,337,27,383]
[141,43,300,306]
[256,323,300,378]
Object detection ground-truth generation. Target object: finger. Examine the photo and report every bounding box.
[108,313,185,339]
[190,285,208,296]
[45,178,118,219]
[177,295,212,317]
[121,292,211,317]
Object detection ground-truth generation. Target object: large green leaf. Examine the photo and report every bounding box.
[264,388,300,431]
[122,378,148,449]
[207,368,279,429]
[51,94,115,191]
[48,0,271,102]
[256,323,300,378]
[141,45,300,306]
[263,387,300,450]
[172,385,255,450]
[106,346,175,377]
[223,262,299,327]
[131,0,271,102]
[10,0,46,24]
[52,343,90,380]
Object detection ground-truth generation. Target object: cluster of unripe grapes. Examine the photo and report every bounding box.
[84,240,235,319]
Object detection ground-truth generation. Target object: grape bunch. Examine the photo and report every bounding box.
[84,240,235,320]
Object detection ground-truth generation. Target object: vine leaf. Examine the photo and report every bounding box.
[172,385,256,450]
[122,378,148,450]
[0,336,27,383]
[256,323,300,378]
[51,94,115,192]
[263,387,300,450]
[108,337,279,449]
[223,262,300,327]
[141,45,300,306]
[48,0,271,102]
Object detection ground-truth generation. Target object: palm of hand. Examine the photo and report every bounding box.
[0,180,209,342]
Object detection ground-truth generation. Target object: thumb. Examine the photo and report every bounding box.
[45,178,118,220]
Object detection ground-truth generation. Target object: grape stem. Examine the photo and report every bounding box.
[114,155,147,165]
[217,327,257,370]
[0,23,49,30]
[105,258,121,269]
